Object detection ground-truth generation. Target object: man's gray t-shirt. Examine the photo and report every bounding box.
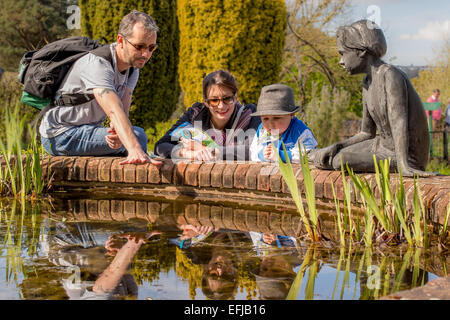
[39,43,139,138]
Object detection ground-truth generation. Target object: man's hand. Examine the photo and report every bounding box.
[119,149,163,165]
[106,126,123,149]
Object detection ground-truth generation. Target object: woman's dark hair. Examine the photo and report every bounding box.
[202,70,239,100]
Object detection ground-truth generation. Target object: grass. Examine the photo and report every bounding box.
[426,158,450,175]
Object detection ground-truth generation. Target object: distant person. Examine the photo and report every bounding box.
[249,84,317,163]
[426,89,442,131]
[39,10,161,165]
[445,98,450,131]
[0,67,4,81]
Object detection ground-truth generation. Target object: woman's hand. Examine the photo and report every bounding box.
[179,225,215,240]
[178,137,216,161]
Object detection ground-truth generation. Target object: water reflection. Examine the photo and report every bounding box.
[0,198,448,300]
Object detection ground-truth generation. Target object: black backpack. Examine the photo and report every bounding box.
[18,36,134,111]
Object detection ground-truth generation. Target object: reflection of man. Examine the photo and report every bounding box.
[426,89,441,131]
[39,10,161,165]
[40,218,158,300]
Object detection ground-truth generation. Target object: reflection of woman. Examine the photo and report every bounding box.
[155,70,261,161]
[170,225,242,300]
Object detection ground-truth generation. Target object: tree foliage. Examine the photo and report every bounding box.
[411,39,450,111]
[303,84,356,147]
[0,0,76,71]
[177,0,287,107]
[281,0,364,116]
[79,0,180,129]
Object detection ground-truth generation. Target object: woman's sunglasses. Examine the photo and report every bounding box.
[206,95,235,107]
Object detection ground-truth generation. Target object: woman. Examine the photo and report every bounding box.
[154,70,261,161]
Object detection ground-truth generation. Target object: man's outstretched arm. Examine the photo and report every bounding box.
[93,87,151,165]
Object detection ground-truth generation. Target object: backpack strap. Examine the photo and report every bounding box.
[54,45,135,107]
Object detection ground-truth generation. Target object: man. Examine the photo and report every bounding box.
[426,89,442,131]
[39,10,160,165]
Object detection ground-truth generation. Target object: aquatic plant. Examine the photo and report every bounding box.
[286,246,314,300]
[278,142,321,241]
[0,103,48,199]
[342,156,432,248]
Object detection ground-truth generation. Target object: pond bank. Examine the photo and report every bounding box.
[43,156,450,226]
[381,276,450,300]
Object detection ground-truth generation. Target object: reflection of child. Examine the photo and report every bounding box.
[250,84,317,163]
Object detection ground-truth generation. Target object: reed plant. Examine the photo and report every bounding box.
[439,205,450,246]
[0,103,48,199]
[344,156,431,248]
[279,142,442,249]
[278,142,321,241]
[286,246,314,300]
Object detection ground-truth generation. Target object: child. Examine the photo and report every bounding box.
[249,84,317,163]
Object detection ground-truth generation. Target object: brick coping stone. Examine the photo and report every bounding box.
[41,156,449,226]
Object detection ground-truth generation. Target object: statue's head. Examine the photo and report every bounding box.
[336,20,387,74]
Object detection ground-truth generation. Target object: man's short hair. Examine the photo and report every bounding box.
[118,10,159,38]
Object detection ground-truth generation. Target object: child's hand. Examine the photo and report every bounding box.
[263,144,277,162]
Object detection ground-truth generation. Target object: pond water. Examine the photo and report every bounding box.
[0,197,447,300]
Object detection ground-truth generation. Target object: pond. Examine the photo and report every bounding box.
[0,196,447,300]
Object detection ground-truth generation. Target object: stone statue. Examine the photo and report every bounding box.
[308,20,433,177]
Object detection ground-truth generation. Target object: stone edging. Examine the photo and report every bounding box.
[40,156,450,226]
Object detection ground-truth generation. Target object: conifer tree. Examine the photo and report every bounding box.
[79,0,180,129]
[0,0,75,71]
[177,0,287,106]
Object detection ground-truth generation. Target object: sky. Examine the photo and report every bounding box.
[347,0,449,66]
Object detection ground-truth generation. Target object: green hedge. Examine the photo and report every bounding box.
[177,0,287,106]
[79,0,180,129]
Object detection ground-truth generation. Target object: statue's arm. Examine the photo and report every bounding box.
[308,94,375,168]
[334,92,376,150]
[385,70,434,177]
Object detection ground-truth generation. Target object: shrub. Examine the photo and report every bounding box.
[177,0,286,106]
[79,0,180,130]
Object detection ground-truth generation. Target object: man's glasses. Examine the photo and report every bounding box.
[206,95,235,107]
[121,35,158,54]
